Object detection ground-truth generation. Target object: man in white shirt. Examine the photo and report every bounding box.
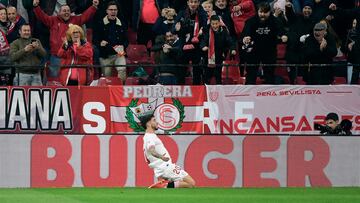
[140,114,196,188]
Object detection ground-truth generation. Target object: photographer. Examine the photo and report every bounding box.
[315,112,352,135]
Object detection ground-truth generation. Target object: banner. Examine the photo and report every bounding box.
[1,134,360,188]
[205,85,360,134]
[0,86,205,134]
[109,85,205,134]
[0,86,358,135]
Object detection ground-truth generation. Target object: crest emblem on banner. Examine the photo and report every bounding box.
[125,98,185,133]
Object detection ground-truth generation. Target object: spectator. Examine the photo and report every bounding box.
[303,22,337,84]
[200,15,236,84]
[169,0,188,12]
[132,0,168,47]
[153,7,177,36]
[151,31,182,85]
[343,18,359,84]
[228,0,256,40]
[174,0,207,84]
[202,0,214,19]
[32,0,98,78]
[93,0,132,28]
[285,1,315,84]
[312,0,334,23]
[6,6,26,43]
[213,0,236,38]
[329,3,360,83]
[57,24,93,86]
[271,0,288,31]
[0,7,12,85]
[9,0,30,23]
[94,1,128,83]
[241,2,287,84]
[10,24,46,85]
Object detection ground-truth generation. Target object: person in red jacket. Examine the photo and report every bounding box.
[32,0,98,78]
[229,0,256,40]
[57,24,93,86]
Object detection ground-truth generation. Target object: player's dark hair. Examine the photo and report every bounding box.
[139,114,154,130]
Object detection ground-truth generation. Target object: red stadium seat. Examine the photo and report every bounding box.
[277,44,287,59]
[222,60,242,84]
[185,76,193,85]
[256,77,264,85]
[126,44,150,64]
[126,44,155,76]
[333,77,347,85]
[295,76,306,85]
[97,77,123,86]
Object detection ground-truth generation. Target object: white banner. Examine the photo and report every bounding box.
[205,85,360,134]
[0,134,360,188]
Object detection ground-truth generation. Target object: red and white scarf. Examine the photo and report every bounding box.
[191,14,199,43]
[208,19,227,67]
[208,28,216,67]
[0,29,10,56]
[8,15,21,35]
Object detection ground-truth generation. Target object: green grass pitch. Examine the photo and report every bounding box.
[0,187,359,203]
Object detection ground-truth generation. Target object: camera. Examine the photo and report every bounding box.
[314,119,352,135]
[31,39,37,43]
[314,123,335,134]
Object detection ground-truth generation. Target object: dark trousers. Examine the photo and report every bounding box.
[204,57,223,84]
[245,56,276,85]
[306,67,333,85]
[351,65,359,84]
[182,47,203,85]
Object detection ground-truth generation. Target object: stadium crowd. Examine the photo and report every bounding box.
[0,0,359,86]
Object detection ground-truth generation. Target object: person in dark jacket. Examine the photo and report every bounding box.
[153,7,177,36]
[241,2,287,84]
[329,3,360,84]
[151,31,183,85]
[200,15,236,84]
[213,0,236,38]
[93,1,128,83]
[174,0,207,84]
[6,6,26,43]
[285,1,315,84]
[303,22,337,85]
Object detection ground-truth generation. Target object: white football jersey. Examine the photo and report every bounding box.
[143,133,171,169]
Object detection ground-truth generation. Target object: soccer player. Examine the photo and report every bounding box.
[140,114,196,188]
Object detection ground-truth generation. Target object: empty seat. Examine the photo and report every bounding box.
[97,77,123,86]
[221,61,241,84]
[333,77,347,85]
[295,76,306,85]
[126,44,150,64]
